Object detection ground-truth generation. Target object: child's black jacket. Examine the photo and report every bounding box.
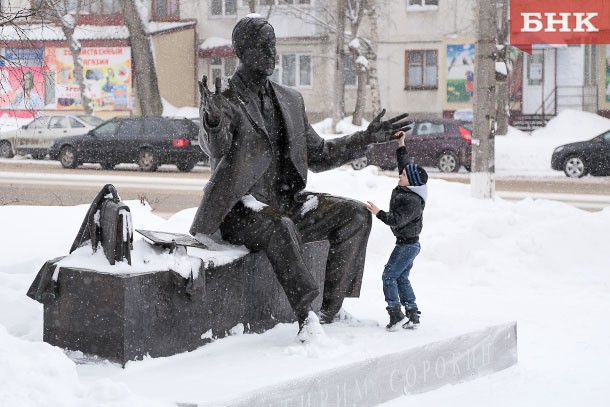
[376,146,426,244]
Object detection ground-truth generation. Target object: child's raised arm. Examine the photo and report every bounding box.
[395,131,410,171]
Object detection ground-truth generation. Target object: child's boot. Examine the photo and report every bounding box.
[403,306,421,329]
[385,305,406,331]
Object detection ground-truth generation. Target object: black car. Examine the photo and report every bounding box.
[351,118,472,172]
[48,117,207,172]
[551,129,610,178]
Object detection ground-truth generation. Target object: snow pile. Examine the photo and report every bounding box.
[532,109,610,141]
[0,326,84,407]
[312,116,370,140]
[161,98,199,119]
[0,327,173,407]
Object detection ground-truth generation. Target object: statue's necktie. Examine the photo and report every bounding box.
[259,88,273,118]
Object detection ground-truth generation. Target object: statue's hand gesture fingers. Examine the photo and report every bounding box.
[366,108,386,134]
[388,113,413,138]
[198,75,209,99]
[366,110,412,143]
[199,75,224,126]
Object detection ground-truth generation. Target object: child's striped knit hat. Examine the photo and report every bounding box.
[404,163,428,186]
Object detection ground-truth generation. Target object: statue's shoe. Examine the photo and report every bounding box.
[296,311,327,344]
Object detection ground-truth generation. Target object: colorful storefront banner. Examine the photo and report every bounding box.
[0,48,45,118]
[446,44,475,103]
[44,47,132,110]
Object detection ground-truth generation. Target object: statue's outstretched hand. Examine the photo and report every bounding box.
[365,109,412,143]
[199,75,224,127]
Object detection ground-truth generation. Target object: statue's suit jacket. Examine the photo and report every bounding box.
[190,74,370,236]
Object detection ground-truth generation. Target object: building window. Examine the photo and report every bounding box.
[211,0,237,16]
[152,0,179,19]
[527,51,543,86]
[405,50,437,90]
[208,57,238,84]
[408,0,439,5]
[407,0,439,10]
[248,0,310,5]
[269,53,312,87]
[80,0,121,14]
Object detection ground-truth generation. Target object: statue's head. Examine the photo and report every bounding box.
[232,14,276,77]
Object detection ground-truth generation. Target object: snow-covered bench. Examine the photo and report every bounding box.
[28,238,329,366]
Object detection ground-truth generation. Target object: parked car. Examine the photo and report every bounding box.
[0,114,104,159]
[551,129,610,178]
[47,117,207,172]
[351,118,472,172]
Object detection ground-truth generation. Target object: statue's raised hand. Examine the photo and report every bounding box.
[365,109,412,143]
[199,75,224,127]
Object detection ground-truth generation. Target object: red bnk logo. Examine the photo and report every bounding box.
[510,0,610,53]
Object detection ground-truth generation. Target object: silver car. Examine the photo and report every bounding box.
[0,115,103,159]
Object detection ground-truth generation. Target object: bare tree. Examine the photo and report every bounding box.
[120,0,163,117]
[366,2,381,116]
[332,0,347,131]
[41,0,93,114]
[277,0,379,129]
[0,2,42,27]
[346,0,366,125]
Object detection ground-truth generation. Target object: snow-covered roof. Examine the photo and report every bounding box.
[0,21,195,42]
[198,37,235,58]
[148,21,196,35]
[199,37,232,50]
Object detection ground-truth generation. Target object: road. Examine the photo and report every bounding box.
[1,159,610,216]
[0,160,210,217]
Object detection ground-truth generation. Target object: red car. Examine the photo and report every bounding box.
[351,118,472,172]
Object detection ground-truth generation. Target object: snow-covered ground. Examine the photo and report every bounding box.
[1,110,610,406]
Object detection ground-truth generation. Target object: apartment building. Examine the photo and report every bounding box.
[184,0,610,126]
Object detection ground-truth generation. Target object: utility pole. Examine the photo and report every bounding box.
[471,0,497,199]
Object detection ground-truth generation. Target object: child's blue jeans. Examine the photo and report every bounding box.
[382,242,421,308]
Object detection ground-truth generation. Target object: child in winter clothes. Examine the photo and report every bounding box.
[366,131,428,330]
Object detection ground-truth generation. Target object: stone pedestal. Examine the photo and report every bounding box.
[180,322,518,407]
[43,240,330,365]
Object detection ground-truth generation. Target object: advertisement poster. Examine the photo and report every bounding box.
[0,48,45,117]
[508,47,523,111]
[446,44,475,103]
[45,47,132,110]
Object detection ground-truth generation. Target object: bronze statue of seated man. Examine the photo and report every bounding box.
[190,14,411,341]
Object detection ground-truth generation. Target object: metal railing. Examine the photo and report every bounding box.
[533,85,598,119]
